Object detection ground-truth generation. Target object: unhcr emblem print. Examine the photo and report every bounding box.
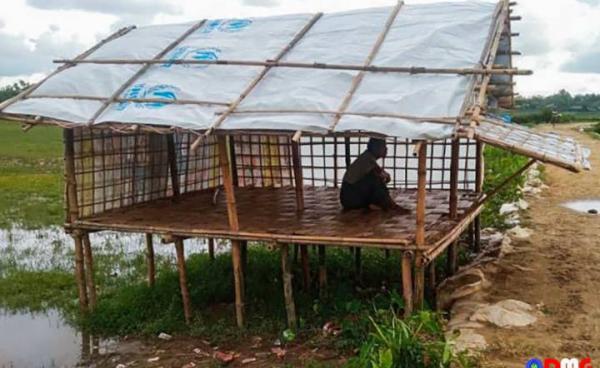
[162,47,221,68]
[200,18,252,33]
[116,84,180,111]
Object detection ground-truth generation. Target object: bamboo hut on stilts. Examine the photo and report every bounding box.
[0,0,589,327]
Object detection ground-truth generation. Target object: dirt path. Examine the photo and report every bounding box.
[480,123,600,367]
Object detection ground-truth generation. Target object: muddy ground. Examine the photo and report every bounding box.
[479,124,600,366]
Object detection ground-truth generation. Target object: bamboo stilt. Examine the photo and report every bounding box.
[318,245,327,299]
[82,233,97,310]
[300,244,310,291]
[145,233,156,286]
[293,244,299,264]
[474,216,482,252]
[231,239,246,328]
[427,261,437,309]
[218,135,245,327]
[73,234,88,313]
[401,251,413,317]
[354,246,362,285]
[414,253,426,310]
[447,241,458,277]
[208,238,215,261]
[280,243,297,330]
[175,238,192,324]
[385,249,390,259]
[241,240,248,280]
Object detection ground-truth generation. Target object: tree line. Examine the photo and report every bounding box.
[0,80,30,103]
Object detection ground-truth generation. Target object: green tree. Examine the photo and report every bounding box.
[0,80,31,102]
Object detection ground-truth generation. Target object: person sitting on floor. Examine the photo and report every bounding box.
[340,138,404,212]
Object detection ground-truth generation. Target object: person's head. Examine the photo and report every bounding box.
[367,138,387,158]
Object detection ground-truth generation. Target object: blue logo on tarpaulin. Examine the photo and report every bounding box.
[200,18,252,33]
[162,47,221,68]
[116,83,180,111]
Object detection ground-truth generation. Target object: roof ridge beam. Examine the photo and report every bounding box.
[85,19,208,126]
[328,1,404,132]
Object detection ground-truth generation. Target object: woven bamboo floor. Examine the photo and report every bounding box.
[78,187,480,247]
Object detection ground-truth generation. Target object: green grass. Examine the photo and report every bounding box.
[0,121,64,228]
[584,122,600,140]
[480,146,528,229]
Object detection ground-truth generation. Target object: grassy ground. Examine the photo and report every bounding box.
[0,122,64,229]
[0,121,531,366]
[584,122,600,140]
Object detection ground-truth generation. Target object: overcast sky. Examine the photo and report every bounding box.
[1,0,599,97]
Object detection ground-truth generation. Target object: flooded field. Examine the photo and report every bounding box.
[0,226,212,367]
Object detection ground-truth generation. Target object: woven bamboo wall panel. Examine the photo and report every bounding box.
[71,128,221,217]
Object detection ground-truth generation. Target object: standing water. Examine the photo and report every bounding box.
[0,226,210,367]
[562,199,600,214]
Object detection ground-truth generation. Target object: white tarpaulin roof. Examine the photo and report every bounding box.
[0,1,501,140]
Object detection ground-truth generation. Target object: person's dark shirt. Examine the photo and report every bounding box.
[342,150,379,184]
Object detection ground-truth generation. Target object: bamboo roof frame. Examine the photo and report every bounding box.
[0,0,587,173]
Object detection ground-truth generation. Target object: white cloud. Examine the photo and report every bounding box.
[0,29,84,76]
[25,0,180,16]
[241,0,280,7]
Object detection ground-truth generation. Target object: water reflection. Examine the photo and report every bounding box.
[0,226,210,274]
[0,226,218,367]
[0,309,116,368]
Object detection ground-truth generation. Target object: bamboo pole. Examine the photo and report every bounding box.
[449,138,460,218]
[64,129,89,313]
[473,141,485,252]
[446,240,458,277]
[401,251,413,317]
[414,253,425,310]
[354,247,362,285]
[241,240,248,281]
[0,26,136,112]
[74,219,416,248]
[291,141,304,212]
[175,238,192,324]
[414,142,428,310]
[280,243,297,330]
[87,20,207,125]
[195,13,324,147]
[82,233,97,310]
[447,138,459,277]
[329,1,404,131]
[208,238,215,261]
[231,239,246,328]
[415,142,427,246]
[166,133,180,199]
[217,135,245,327]
[471,2,510,124]
[427,261,437,309]
[218,136,240,230]
[318,245,327,299]
[300,244,310,292]
[145,233,156,286]
[25,94,229,107]
[53,59,533,76]
[73,234,88,313]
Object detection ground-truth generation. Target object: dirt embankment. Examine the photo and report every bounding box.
[480,124,600,367]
